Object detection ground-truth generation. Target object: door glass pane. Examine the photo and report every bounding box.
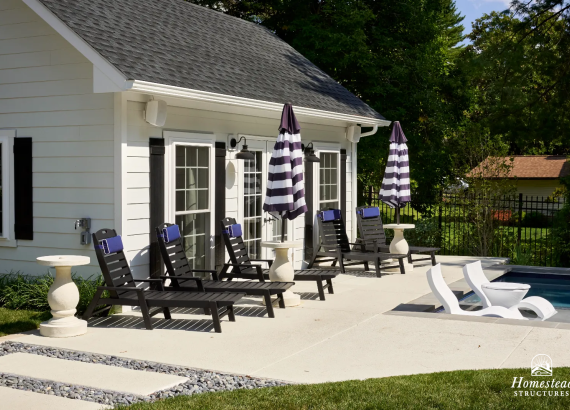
[243,151,263,259]
[176,213,208,269]
[176,146,209,211]
[174,144,210,270]
[319,152,339,210]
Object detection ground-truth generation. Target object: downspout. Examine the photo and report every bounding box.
[360,124,378,138]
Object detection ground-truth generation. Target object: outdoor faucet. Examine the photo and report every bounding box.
[75,218,91,245]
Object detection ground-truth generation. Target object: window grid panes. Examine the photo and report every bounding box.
[243,151,263,259]
[319,152,339,211]
[174,145,210,269]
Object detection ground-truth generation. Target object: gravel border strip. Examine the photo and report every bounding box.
[0,341,289,406]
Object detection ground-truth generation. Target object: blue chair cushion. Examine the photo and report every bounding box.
[358,207,380,219]
[162,225,181,243]
[100,236,123,255]
[319,209,341,222]
[228,224,242,238]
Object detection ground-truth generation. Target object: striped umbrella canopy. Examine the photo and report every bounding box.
[379,121,411,223]
[263,104,308,240]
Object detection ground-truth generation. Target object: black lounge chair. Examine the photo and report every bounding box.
[220,218,338,300]
[156,223,295,318]
[307,209,407,277]
[355,206,439,266]
[83,228,244,333]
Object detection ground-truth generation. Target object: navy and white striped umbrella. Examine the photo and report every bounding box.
[379,122,411,219]
[263,104,307,237]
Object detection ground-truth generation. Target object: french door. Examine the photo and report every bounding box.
[240,138,289,260]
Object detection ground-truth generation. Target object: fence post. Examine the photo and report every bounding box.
[517,193,523,246]
[438,203,442,230]
[368,185,373,206]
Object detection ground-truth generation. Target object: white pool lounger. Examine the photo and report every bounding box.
[427,264,525,319]
[463,261,557,321]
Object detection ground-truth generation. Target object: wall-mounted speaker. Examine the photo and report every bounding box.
[144,99,168,127]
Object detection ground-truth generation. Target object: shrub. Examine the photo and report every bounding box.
[405,217,442,248]
[521,211,549,228]
[0,272,107,316]
[552,178,570,267]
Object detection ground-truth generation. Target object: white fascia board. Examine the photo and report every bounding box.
[127,80,391,128]
[22,0,129,90]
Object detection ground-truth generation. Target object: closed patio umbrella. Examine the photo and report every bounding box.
[379,121,411,224]
[263,103,308,241]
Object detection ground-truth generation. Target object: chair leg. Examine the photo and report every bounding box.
[375,259,381,278]
[407,252,413,265]
[163,307,172,320]
[204,307,211,315]
[137,292,153,330]
[210,302,222,333]
[278,293,285,309]
[331,260,337,267]
[337,249,346,273]
[399,257,405,275]
[307,250,318,269]
[431,252,437,266]
[263,292,275,318]
[327,279,334,294]
[364,261,370,271]
[316,280,326,300]
[82,289,103,321]
[227,305,236,322]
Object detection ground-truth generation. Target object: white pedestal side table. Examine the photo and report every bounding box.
[383,224,415,273]
[37,255,90,338]
[260,241,303,307]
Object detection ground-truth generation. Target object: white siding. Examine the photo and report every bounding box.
[124,100,353,274]
[0,0,114,275]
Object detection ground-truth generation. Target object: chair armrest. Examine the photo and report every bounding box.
[159,275,204,291]
[222,263,265,282]
[133,278,164,291]
[97,286,143,294]
[250,259,274,268]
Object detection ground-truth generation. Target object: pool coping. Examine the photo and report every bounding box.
[385,263,570,330]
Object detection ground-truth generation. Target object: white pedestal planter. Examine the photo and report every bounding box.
[383,224,415,273]
[36,255,90,338]
[260,241,303,307]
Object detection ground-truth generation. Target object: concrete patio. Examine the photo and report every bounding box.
[4,255,569,389]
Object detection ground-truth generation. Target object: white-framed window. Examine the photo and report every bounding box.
[165,131,216,270]
[318,151,339,210]
[0,129,15,245]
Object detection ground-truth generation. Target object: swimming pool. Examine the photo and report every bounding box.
[461,270,570,309]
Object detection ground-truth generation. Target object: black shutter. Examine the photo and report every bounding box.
[214,141,226,272]
[304,159,314,263]
[14,137,33,240]
[340,149,347,222]
[149,138,165,279]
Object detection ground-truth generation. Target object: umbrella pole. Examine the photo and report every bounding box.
[281,218,286,242]
[396,207,400,224]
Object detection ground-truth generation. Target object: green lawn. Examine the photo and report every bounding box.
[120,367,570,410]
[0,307,50,337]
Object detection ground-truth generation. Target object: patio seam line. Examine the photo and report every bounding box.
[497,327,533,369]
[248,311,383,376]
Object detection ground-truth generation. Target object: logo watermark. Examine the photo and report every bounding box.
[511,354,570,397]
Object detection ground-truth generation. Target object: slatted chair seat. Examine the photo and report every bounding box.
[156,223,294,318]
[307,209,407,278]
[355,206,440,266]
[221,217,338,300]
[83,228,245,333]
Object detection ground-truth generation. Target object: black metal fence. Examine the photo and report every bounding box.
[364,188,566,266]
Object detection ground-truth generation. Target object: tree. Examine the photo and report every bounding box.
[186,0,468,210]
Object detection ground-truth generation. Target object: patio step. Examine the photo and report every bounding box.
[0,353,188,396]
[0,386,106,410]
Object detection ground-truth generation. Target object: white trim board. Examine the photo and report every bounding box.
[0,129,16,247]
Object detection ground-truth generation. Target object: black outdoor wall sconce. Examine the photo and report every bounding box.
[230,136,255,160]
[302,142,320,163]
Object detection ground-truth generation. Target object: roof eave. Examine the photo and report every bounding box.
[127,80,390,127]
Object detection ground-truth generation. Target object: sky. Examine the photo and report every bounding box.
[455,0,512,40]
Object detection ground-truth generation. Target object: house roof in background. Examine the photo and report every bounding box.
[37,0,385,121]
[468,156,570,179]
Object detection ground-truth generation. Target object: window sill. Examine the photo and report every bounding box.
[0,238,17,248]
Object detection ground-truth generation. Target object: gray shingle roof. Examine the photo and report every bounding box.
[39,0,384,120]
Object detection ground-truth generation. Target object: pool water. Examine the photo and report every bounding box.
[462,271,570,309]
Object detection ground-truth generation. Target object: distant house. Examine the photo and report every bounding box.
[468,156,569,198]
[0,0,389,276]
